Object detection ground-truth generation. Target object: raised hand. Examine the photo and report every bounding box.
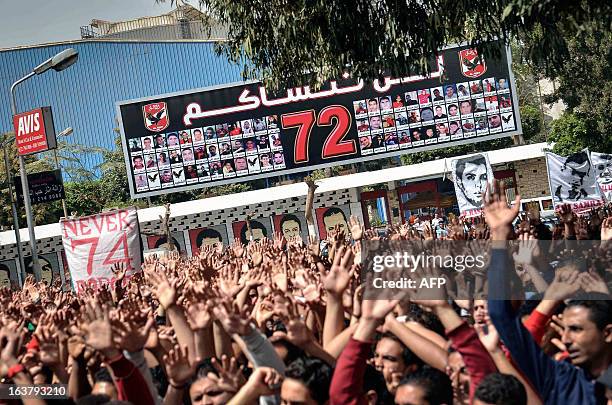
[348,215,363,241]
[512,232,539,266]
[67,335,86,359]
[483,180,520,240]
[145,269,177,309]
[35,324,61,366]
[601,217,612,241]
[186,301,213,330]
[307,235,321,259]
[211,299,252,336]
[111,313,155,353]
[323,246,354,297]
[209,355,246,393]
[163,344,197,387]
[81,301,117,358]
[231,238,245,258]
[474,318,500,353]
[557,204,576,224]
[543,268,581,301]
[578,271,610,294]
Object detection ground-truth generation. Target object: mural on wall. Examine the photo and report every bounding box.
[0,259,19,290]
[232,218,273,245]
[24,253,61,286]
[272,212,310,241]
[315,204,351,240]
[188,225,228,254]
[146,232,187,254]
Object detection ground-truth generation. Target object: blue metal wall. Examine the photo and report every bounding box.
[0,40,244,171]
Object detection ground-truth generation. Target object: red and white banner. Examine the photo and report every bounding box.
[60,207,142,293]
[13,106,57,156]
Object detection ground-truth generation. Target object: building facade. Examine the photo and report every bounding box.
[0,40,242,171]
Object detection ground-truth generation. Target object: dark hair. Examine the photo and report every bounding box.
[196,228,222,248]
[363,365,393,404]
[94,368,113,383]
[322,207,347,224]
[240,220,267,244]
[285,356,333,404]
[562,151,591,177]
[474,373,527,405]
[76,395,112,405]
[154,236,181,252]
[397,367,452,405]
[280,214,302,233]
[378,332,423,367]
[455,154,487,179]
[566,297,612,330]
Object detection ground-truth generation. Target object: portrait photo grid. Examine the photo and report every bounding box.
[353,77,515,155]
[129,116,285,192]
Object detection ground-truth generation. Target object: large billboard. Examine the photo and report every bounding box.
[117,42,521,198]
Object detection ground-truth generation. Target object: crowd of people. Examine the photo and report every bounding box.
[0,180,611,405]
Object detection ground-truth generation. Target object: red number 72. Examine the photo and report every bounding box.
[281,105,356,163]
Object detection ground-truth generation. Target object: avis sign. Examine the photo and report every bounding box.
[13,106,57,156]
[60,207,142,293]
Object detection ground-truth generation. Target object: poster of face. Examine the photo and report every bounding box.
[24,253,60,287]
[546,150,604,212]
[188,225,228,254]
[451,153,493,217]
[232,218,273,245]
[0,259,19,289]
[592,152,612,201]
[146,232,187,255]
[315,205,351,240]
[273,212,309,242]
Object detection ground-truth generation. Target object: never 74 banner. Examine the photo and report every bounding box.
[60,207,142,293]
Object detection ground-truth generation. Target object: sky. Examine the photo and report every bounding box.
[0,0,181,49]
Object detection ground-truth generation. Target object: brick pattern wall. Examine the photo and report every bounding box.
[514,158,551,199]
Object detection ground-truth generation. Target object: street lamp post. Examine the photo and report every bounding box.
[10,48,78,280]
[55,126,73,218]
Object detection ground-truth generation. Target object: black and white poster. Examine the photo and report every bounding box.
[592,152,612,202]
[451,153,493,217]
[117,42,521,199]
[546,150,604,213]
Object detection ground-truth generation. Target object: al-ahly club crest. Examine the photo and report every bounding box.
[459,48,487,78]
[143,102,169,132]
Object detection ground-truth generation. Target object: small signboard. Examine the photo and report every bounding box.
[13,106,57,155]
[15,169,65,205]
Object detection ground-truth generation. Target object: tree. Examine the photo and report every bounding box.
[534,30,612,155]
[160,0,609,89]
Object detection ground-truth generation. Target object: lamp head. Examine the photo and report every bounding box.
[33,48,78,75]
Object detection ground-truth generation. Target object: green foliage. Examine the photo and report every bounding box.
[519,105,544,142]
[548,113,591,155]
[160,0,610,89]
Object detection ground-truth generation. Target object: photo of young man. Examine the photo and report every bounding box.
[353,100,368,115]
[379,96,392,111]
[369,115,383,131]
[457,83,470,98]
[193,128,205,143]
[434,105,447,119]
[253,118,267,132]
[166,132,180,147]
[229,123,242,136]
[234,157,248,173]
[169,149,183,165]
[359,136,372,150]
[447,104,459,117]
[260,153,273,170]
[130,139,142,153]
[215,123,229,138]
[405,91,419,106]
[154,134,166,148]
[431,87,444,102]
[182,148,195,163]
[444,84,457,100]
[205,127,217,140]
[141,136,153,151]
[133,156,145,171]
[417,89,431,104]
[420,107,434,122]
[179,131,192,144]
[392,95,404,109]
[357,119,370,132]
[273,151,285,168]
[460,100,473,116]
[367,98,380,114]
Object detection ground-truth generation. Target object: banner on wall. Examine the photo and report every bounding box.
[61,207,142,293]
[315,205,351,240]
[592,152,612,201]
[117,42,521,199]
[188,225,228,254]
[546,149,604,213]
[145,232,187,255]
[451,153,493,217]
[273,212,310,242]
[232,218,273,245]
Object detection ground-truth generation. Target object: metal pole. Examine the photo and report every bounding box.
[10,72,41,280]
[2,144,26,282]
[53,148,68,218]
